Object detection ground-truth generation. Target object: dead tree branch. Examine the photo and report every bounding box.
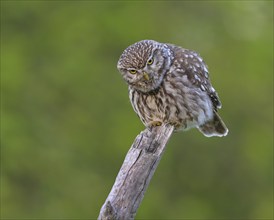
[98,124,174,220]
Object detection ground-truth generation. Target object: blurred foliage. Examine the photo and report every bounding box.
[1,1,273,219]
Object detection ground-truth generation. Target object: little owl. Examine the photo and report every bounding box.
[117,40,228,137]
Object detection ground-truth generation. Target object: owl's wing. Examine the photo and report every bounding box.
[169,45,222,111]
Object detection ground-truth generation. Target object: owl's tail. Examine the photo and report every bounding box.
[198,112,228,137]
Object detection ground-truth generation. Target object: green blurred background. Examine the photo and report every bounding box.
[1,1,273,219]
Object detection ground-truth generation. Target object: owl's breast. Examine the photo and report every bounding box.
[129,87,165,125]
[129,76,213,130]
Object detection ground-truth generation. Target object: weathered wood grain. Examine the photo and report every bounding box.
[98,124,174,220]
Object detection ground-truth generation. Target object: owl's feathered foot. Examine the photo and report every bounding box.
[148,120,182,129]
[148,121,162,127]
[147,121,163,131]
[167,120,182,131]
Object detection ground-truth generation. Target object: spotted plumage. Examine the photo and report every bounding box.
[117,40,228,137]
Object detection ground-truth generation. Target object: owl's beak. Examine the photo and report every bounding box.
[143,72,150,81]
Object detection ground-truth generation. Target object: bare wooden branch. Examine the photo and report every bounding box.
[98,124,174,220]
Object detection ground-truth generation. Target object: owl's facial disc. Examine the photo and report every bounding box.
[121,52,166,92]
[121,68,152,92]
[117,40,173,93]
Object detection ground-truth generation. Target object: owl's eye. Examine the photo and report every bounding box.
[129,69,137,74]
[147,58,154,65]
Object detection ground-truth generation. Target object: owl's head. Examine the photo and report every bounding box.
[117,40,173,93]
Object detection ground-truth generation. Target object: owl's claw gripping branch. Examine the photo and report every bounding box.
[148,121,162,127]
